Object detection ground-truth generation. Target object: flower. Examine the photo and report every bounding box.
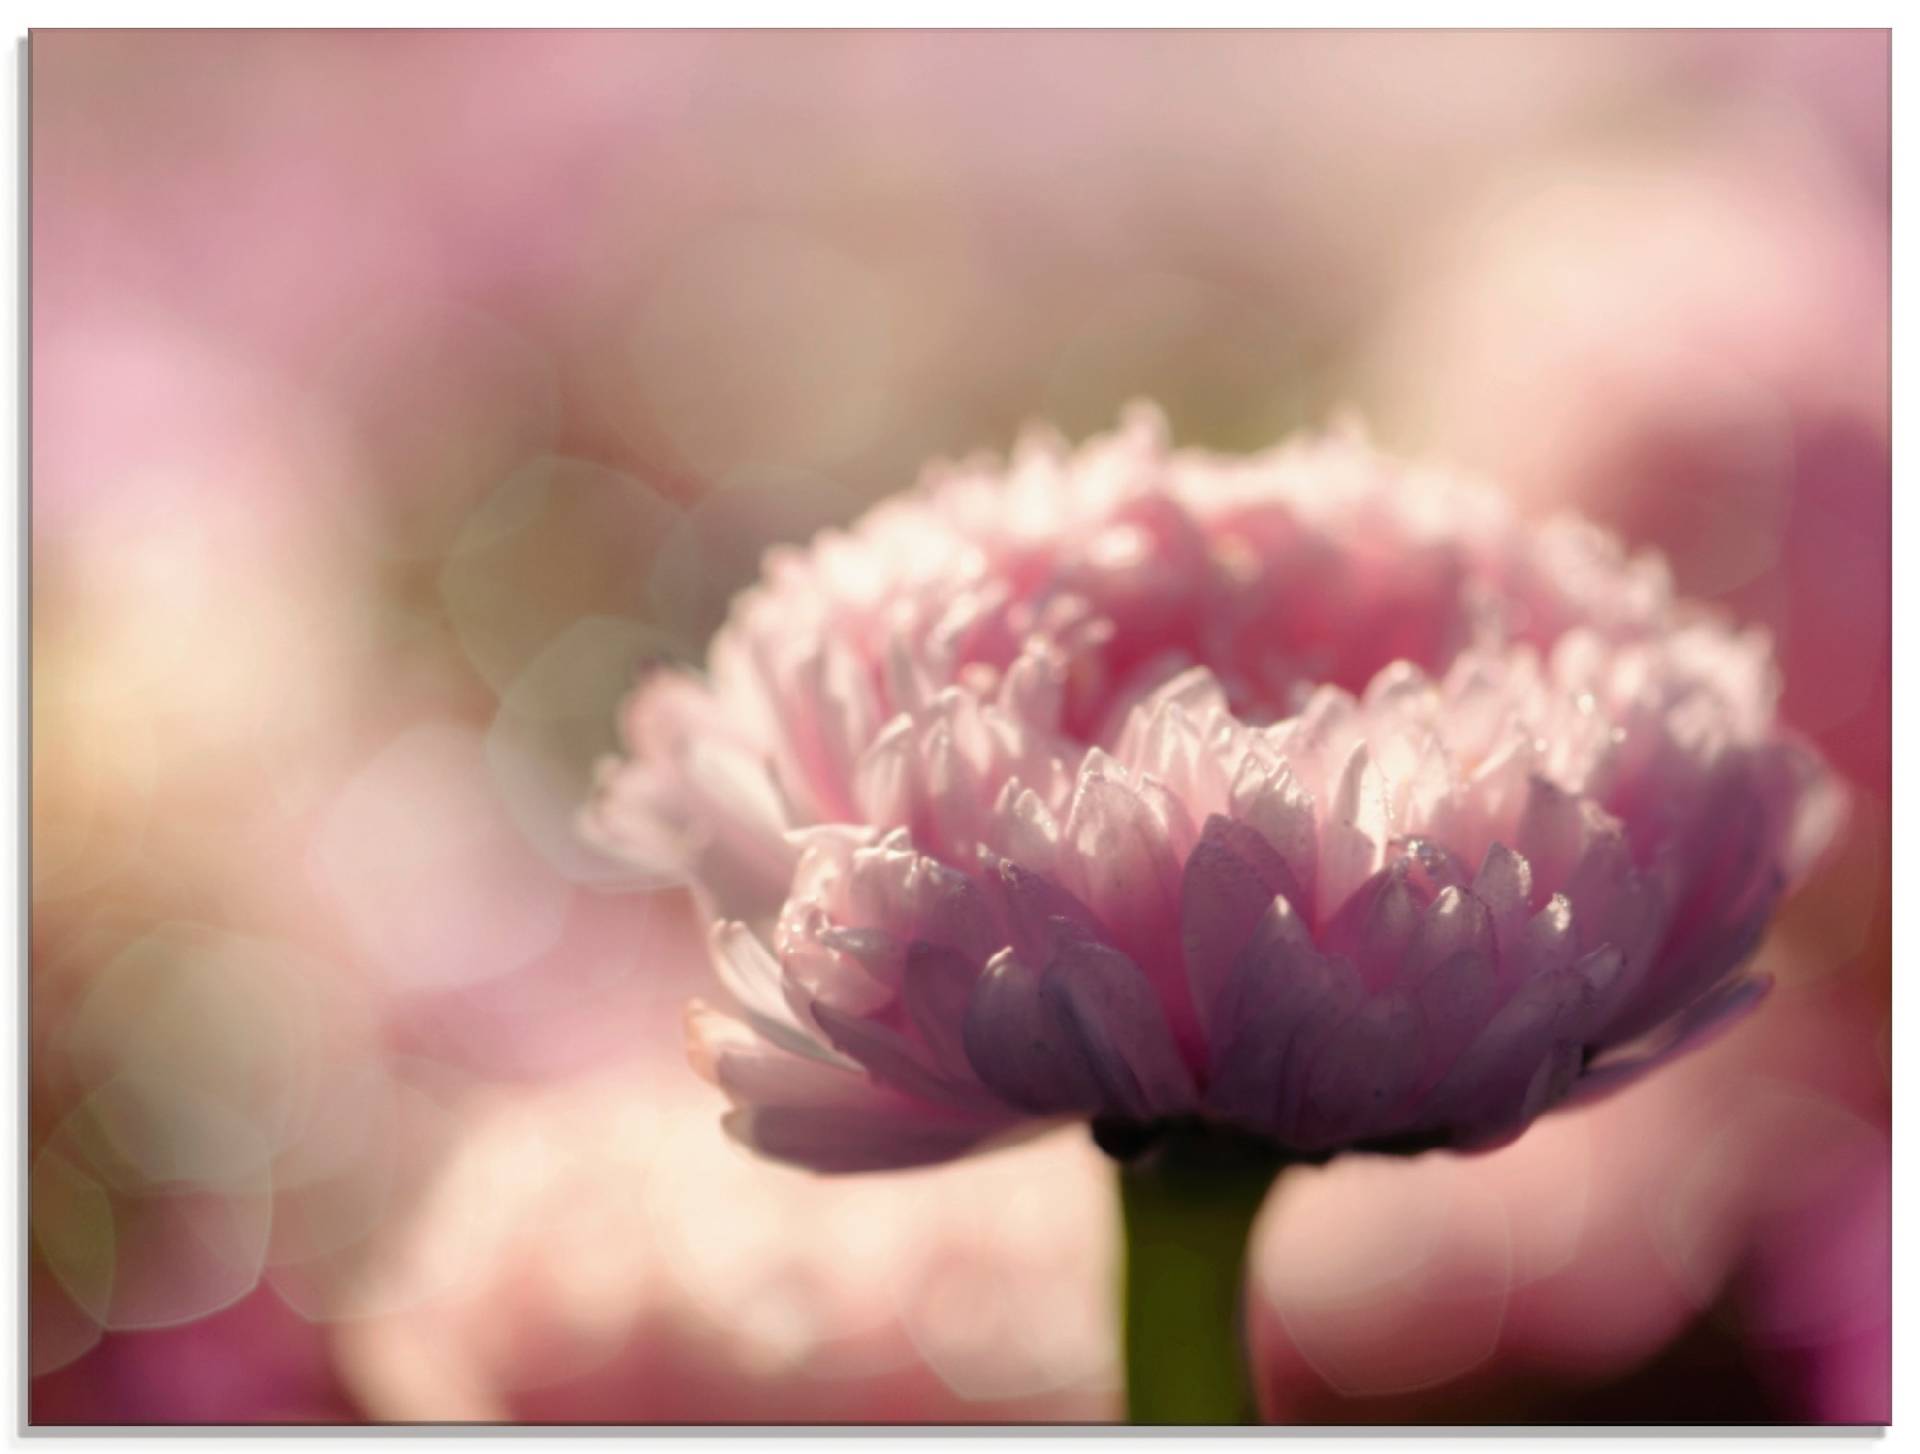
[330,1066,1119,1422]
[589,409,1841,1172]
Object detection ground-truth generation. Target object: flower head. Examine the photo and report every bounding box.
[590,409,1841,1171]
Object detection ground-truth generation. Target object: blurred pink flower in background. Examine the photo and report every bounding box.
[329,1071,1118,1422]
[29,27,1886,1427]
[1360,106,1889,797]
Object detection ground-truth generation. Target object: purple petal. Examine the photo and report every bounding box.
[1510,894,1578,982]
[1410,947,1498,1090]
[901,943,982,1080]
[1295,991,1425,1150]
[962,950,1105,1115]
[723,1106,999,1174]
[1412,963,1596,1141]
[1040,938,1197,1122]
[1320,861,1423,988]
[978,855,1101,964]
[687,1004,880,1111]
[812,1000,998,1113]
[1473,842,1534,939]
[1564,973,1773,1111]
[1180,814,1306,1033]
[1401,885,1494,986]
[1205,898,1362,1141]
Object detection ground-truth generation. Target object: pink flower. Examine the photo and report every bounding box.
[329,1067,1119,1422]
[590,410,1841,1172]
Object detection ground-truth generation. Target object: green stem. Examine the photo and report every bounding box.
[1115,1127,1286,1425]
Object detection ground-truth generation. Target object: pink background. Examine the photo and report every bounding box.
[30,28,1888,1425]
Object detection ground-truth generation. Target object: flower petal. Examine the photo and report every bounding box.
[1039,939,1197,1122]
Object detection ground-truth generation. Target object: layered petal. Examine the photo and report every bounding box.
[592,411,1840,1172]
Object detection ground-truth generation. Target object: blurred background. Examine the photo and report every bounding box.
[28,29,1888,1425]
